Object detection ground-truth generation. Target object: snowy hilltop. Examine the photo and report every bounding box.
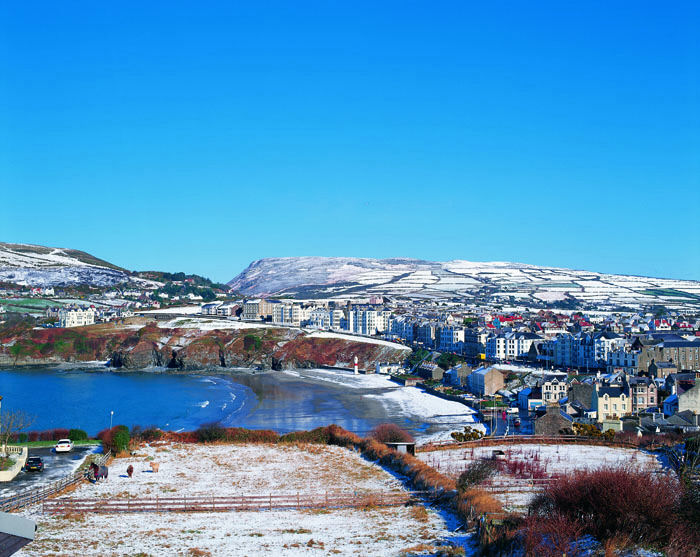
[228,256,700,310]
[0,242,129,287]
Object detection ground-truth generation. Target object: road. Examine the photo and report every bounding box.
[0,445,100,497]
[482,408,534,436]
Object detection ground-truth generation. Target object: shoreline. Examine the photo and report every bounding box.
[0,365,483,444]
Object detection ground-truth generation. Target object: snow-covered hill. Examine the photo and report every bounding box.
[0,242,129,287]
[228,257,700,310]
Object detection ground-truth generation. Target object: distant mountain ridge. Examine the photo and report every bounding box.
[228,257,700,310]
[0,242,129,287]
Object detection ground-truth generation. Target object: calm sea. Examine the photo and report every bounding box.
[0,367,436,438]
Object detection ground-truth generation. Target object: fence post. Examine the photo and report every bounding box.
[156,496,159,512]
[269,493,272,510]
[297,493,300,509]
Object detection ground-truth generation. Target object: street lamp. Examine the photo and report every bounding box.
[110,410,114,429]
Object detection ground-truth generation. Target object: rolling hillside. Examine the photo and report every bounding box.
[228,257,700,310]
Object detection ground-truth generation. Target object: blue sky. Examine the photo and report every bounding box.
[1,2,698,283]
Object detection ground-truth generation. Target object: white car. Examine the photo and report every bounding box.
[54,439,74,453]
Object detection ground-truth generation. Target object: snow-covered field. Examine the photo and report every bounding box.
[156,316,277,330]
[228,256,700,310]
[20,505,454,556]
[306,330,411,350]
[18,443,465,556]
[141,306,207,315]
[67,443,406,498]
[419,443,662,509]
[420,443,660,477]
[150,318,411,351]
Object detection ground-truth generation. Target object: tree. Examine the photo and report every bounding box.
[0,409,34,456]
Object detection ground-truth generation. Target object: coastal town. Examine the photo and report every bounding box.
[2,0,698,553]
[3,277,698,438]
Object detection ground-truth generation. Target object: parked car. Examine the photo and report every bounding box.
[24,456,44,472]
[54,439,74,453]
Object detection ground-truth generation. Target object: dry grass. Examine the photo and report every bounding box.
[458,487,503,516]
[187,549,211,557]
[409,505,429,523]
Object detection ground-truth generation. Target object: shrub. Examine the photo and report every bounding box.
[572,422,601,437]
[450,426,484,442]
[223,427,278,443]
[243,334,262,351]
[36,428,70,441]
[370,423,414,444]
[195,422,227,443]
[98,425,131,453]
[68,429,88,442]
[457,460,497,490]
[131,425,163,442]
[279,427,331,444]
[112,427,130,452]
[521,513,585,557]
[527,467,698,553]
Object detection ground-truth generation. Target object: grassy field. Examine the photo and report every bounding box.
[0,298,60,311]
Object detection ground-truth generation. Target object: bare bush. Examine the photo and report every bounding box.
[370,423,414,444]
[526,466,699,553]
[457,460,496,490]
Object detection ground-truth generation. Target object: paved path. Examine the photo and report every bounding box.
[0,445,99,497]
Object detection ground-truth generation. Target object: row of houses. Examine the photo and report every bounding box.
[47,305,136,327]
[436,360,700,430]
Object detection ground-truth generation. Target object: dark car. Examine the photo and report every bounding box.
[24,456,44,472]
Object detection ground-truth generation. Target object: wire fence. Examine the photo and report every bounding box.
[417,435,640,452]
[0,450,111,513]
[42,490,428,514]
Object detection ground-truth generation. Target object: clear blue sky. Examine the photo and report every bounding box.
[1,1,698,283]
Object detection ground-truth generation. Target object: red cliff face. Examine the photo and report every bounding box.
[0,318,408,371]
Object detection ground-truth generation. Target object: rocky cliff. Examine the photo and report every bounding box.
[0,317,409,371]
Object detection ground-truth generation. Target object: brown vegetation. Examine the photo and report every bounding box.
[522,467,700,556]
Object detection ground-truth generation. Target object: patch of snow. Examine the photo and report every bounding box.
[306,330,410,351]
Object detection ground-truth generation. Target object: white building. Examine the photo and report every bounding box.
[346,308,390,336]
[272,303,309,327]
[58,307,96,328]
[308,308,331,329]
[201,302,222,316]
[541,377,568,403]
[486,332,541,361]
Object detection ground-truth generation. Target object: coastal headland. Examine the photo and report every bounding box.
[0,316,410,372]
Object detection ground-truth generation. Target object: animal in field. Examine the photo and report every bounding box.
[89,462,108,482]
